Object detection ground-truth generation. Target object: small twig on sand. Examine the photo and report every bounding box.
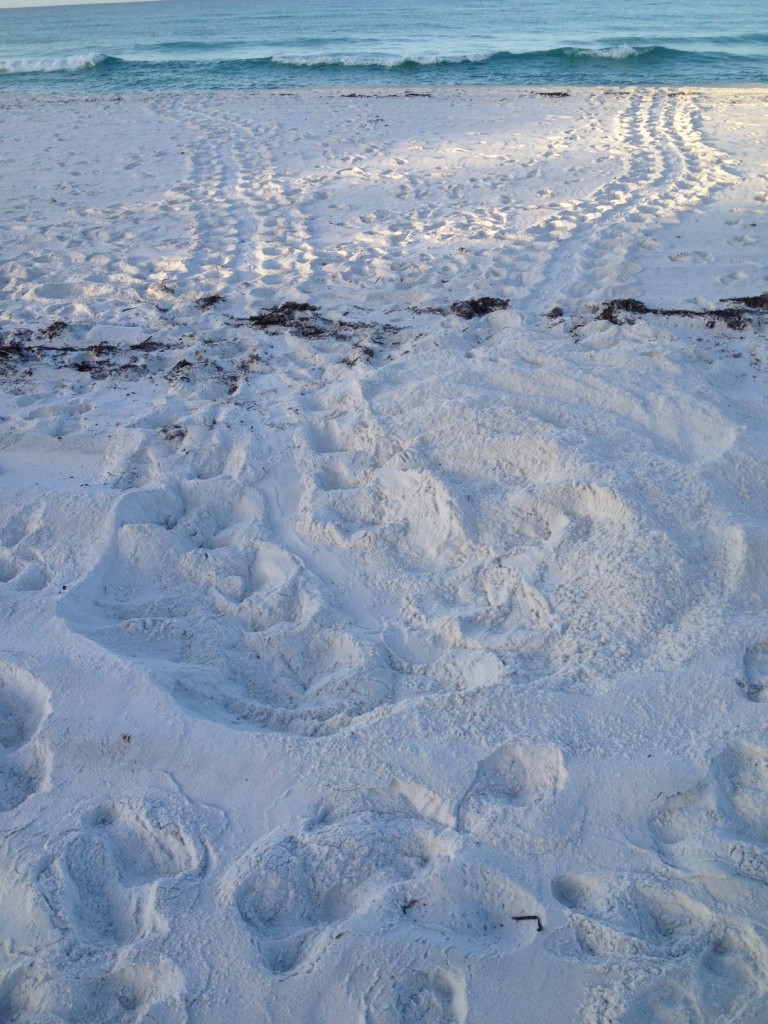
[512,915,543,931]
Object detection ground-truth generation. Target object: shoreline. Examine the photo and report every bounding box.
[2,80,768,97]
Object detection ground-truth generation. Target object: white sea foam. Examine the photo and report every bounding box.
[0,52,107,75]
[270,51,493,68]
[572,44,641,59]
[272,53,399,67]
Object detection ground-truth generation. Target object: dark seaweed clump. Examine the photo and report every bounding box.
[248,302,325,336]
[450,297,510,320]
[196,294,224,311]
[595,296,757,331]
[722,292,768,310]
[597,299,650,324]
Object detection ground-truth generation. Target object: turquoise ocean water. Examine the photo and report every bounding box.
[0,0,766,92]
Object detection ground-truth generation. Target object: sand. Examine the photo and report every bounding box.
[0,85,767,1023]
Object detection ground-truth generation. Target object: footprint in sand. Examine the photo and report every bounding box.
[316,464,466,571]
[44,794,204,948]
[0,966,59,1023]
[619,742,768,1021]
[0,665,51,813]
[231,798,542,976]
[0,547,48,592]
[60,480,398,736]
[0,959,184,1024]
[551,873,714,963]
[20,397,93,440]
[456,741,567,834]
[0,507,49,593]
[364,967,467,1024]
[649,740,768,881]
[741,640,768,702]
[617,923,768,1024]
[304,391,466,572]
[233,811,447,974]
[68,960,185,1024]
[401,854,543,954]
[100,424,165,492]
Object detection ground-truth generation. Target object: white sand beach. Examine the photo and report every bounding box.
[0,86,767,1023]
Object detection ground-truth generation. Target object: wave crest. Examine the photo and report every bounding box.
[0,53,108,75]
[267,44,671,70]
[0,41,750,88]
[270,53,490,68]
[568,44,640,59]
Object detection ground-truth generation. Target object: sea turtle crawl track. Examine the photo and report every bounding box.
[536,88,741,307]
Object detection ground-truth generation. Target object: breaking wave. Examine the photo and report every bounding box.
[0,43,764,90]
[269,45,668,69]
[0,53,109,75]
[568,45,640,59]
